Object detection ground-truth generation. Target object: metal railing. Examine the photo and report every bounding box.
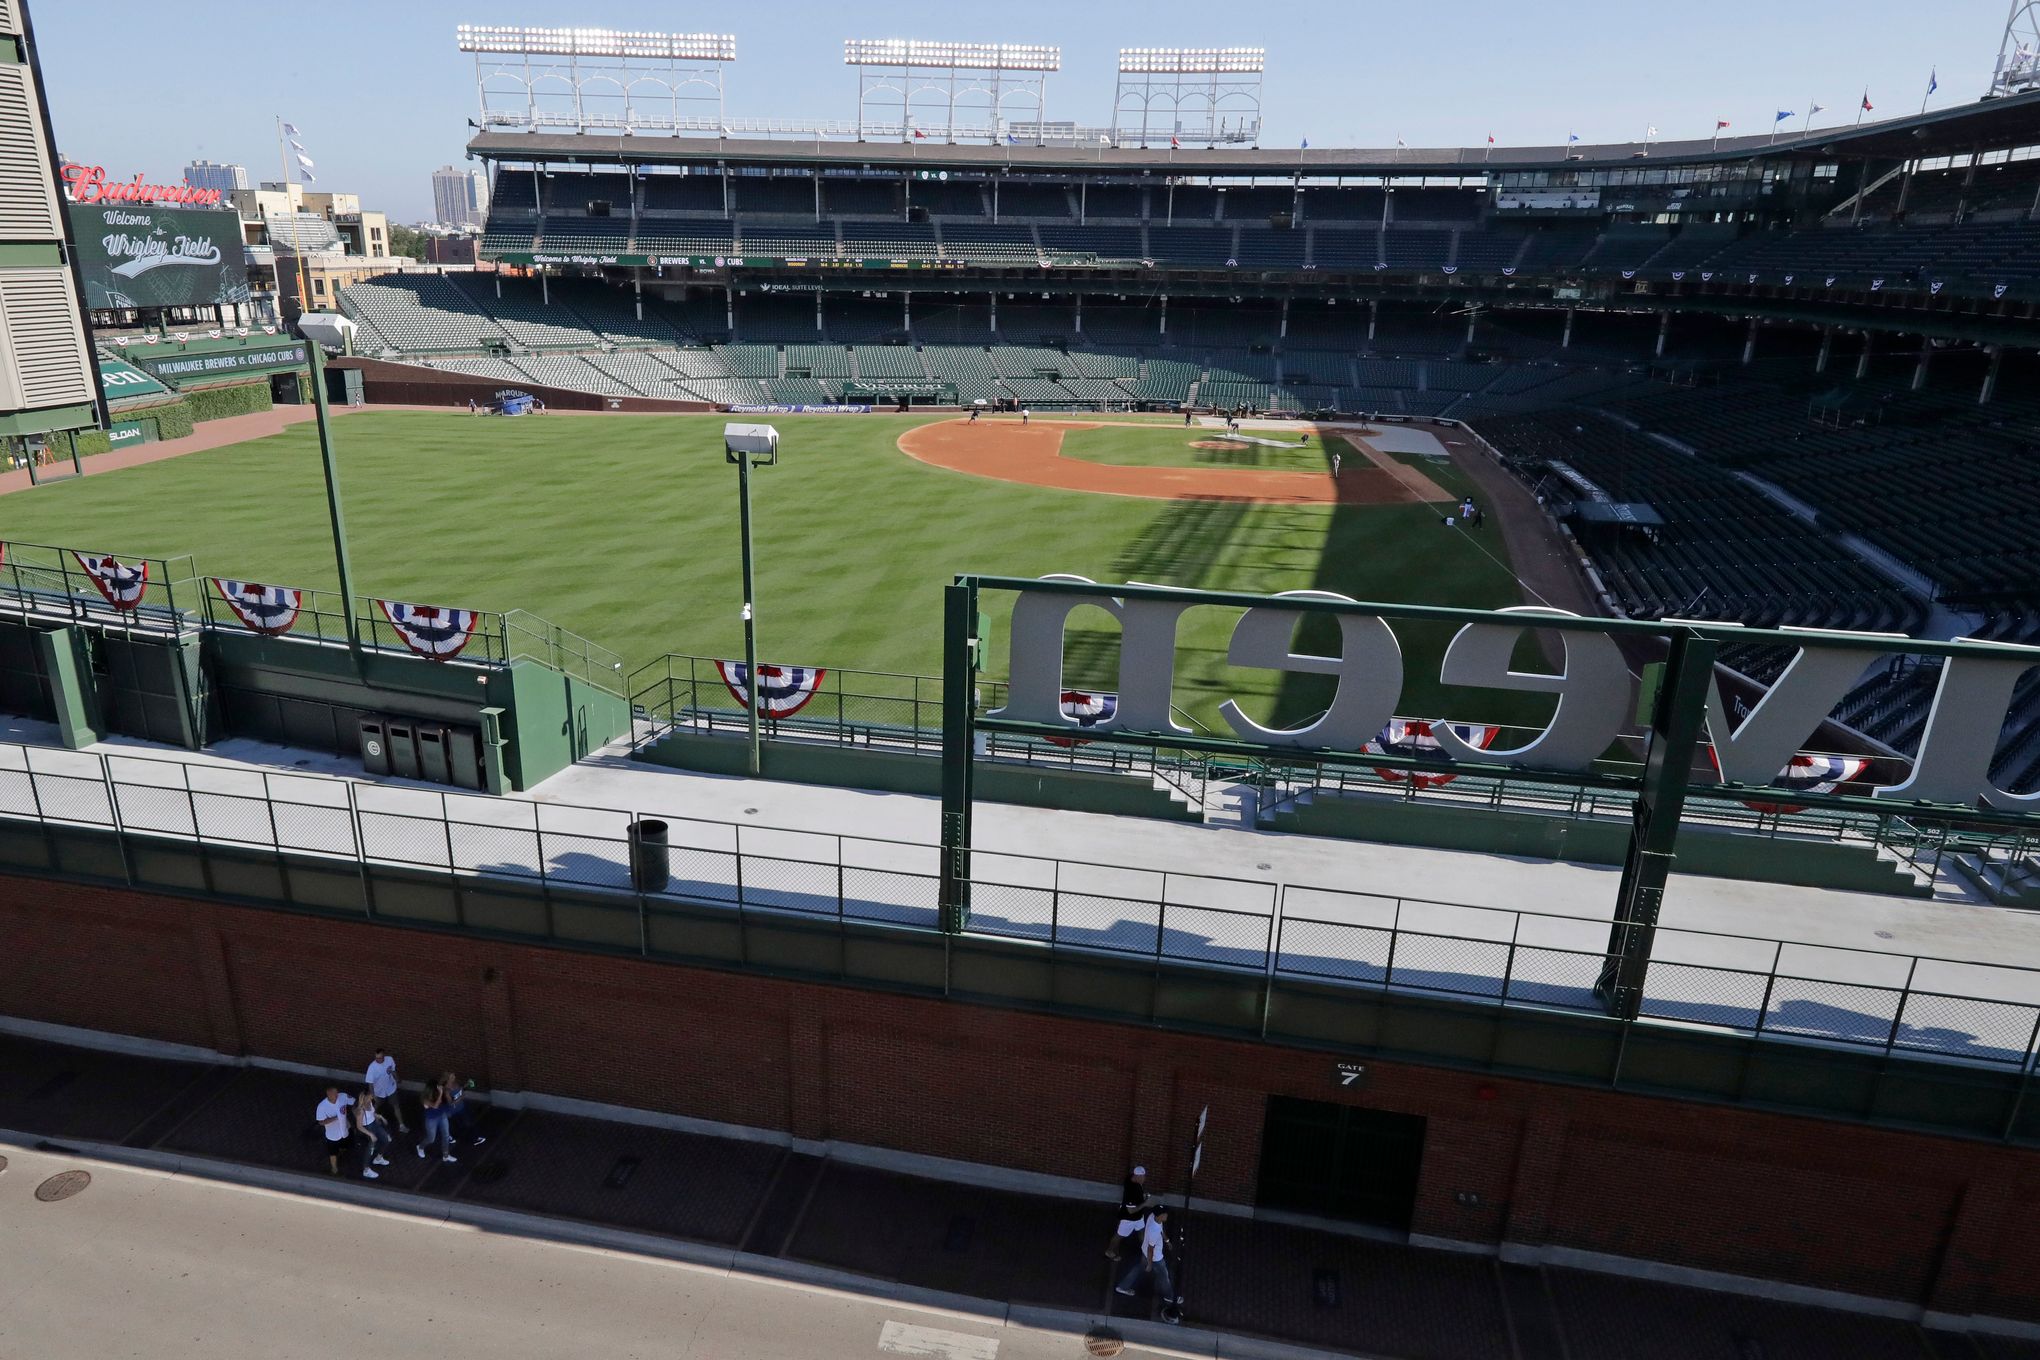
[0,540,201,634]
[5,737,2040,1077]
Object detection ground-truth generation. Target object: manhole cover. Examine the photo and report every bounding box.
[35,1169,90,1202]
[1083,1328,1125,1357]
[1875,930,1894,940]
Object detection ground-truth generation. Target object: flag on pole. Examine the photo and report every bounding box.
[1861,92,1874,111]
[1646,125,1658,138]
[912,128,926,139]
[1927,69,1938,96]
[1809,103,1827,115]
[1716,119,1731,129]
[1098,133,1111,146]
[1567,131,1580,143]
[1486,133,1495,145]
[1170,135,1180,149]
[1396,136,1407,147]
[1300,136,1309,149]
[282,121,300,136]
[1775,110,1794,123]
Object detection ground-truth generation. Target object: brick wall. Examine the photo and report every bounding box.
[4,873,2037,1322]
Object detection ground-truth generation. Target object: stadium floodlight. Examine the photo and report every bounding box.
[843,38,1061,72]
[456,25,737,61]
[1117,47,1266,75]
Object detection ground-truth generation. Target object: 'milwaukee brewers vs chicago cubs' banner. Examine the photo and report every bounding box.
[66,201,250,312]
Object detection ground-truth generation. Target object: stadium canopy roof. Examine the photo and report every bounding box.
[469,89,2040,175]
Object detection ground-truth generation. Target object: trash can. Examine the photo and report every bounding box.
[628,819,670,894]
[358,717,390,775]
[417,726,452,785]
[386,721,421,780]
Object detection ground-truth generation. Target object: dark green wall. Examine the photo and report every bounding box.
[500,661,631,790]
[639,730,1199,821]
[1268,793,1928,897]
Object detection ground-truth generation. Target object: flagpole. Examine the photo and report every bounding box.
[1857,91,1868,126]
[273,117,310,323]
[1921,73,1934,115]
[1803,100,1814,134]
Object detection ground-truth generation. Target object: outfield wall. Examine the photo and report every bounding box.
[6,868,2040,1329]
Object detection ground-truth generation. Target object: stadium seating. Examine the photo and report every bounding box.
[339,276,509,352]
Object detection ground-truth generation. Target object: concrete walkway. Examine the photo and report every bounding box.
[2,1024,2028,1360]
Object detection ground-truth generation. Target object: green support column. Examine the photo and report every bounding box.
[306,343,360,652]
[938,578,980,933]
[1596,630,1718,1020]
[34,626,100,748]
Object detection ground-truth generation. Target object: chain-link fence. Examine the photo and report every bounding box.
[4,737,2040,1071]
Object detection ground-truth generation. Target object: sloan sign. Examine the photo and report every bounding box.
[987,578,2040,812]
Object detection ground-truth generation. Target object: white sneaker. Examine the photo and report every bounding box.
[362,1168,380,1180]
[442,1154,458,1163]
[416,1144,426,1158]
[1114,1287,1135,1296]
[373,1156,389,1166]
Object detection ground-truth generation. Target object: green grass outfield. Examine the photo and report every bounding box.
[1055,424,1331,472]
[0,411,1548,728]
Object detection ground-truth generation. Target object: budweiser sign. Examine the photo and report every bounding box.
[60,163,224,208]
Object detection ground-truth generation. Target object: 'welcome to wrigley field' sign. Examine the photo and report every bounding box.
[67,202,250,312]
[978,578,2040,812]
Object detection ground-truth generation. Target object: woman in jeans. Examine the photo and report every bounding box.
[354,1089,393,1178]
[416,1076,456,1163]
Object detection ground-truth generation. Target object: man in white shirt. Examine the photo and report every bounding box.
[315,1087,356,1176]
[364,1049,408,1134]
[1114,1205,1177,1305]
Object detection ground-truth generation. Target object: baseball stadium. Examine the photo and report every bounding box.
[12,12,2040,1357]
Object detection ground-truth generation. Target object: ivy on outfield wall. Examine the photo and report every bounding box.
[180,381,273,424]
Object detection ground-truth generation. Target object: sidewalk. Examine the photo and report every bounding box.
[0,1025,2026,1360]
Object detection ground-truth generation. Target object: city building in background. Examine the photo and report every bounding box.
[184,159,249,195]
[431,164,488,229]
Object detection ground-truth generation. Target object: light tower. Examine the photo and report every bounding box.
[843,39,1060,143]
[1112,48,1266,147]
[1990,1,2040,97]
[457,25,737,134]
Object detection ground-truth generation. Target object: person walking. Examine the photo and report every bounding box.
[416,1075,457,1163]
[1021,407,1031,425]
[1106,1164,1151,1260]
[968,406,979,424]
[364,1048,408,1135]
[1115,1205,1178,1305]
[442,1071,486,1149]
[1183,409,1193,427]
[1330,450,1342,480]
[354,1089,392,1179]
[315,1086,356,1177]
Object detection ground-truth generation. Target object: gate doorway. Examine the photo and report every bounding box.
[1255,1095,1426,1232]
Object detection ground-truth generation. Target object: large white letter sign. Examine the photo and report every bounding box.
[1704,639,1884,786]
[1432,606,1629,772]
[994,575,1193,736]
[1218,590,1403,749]
[1877,647,2040,809]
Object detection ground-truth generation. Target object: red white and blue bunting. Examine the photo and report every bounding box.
[1045,689,1118,747]
[714,660,826,717]
[211,578,303,636]
[1366,718,1500,788]
[375,599,479,660]
[72,552,148,610]
[1709,748,1871,815]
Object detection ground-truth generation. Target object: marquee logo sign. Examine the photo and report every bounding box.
[988,577,2040,812]
[61,163,224,208]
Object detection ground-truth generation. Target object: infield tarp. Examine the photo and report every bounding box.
[68,202,251,311]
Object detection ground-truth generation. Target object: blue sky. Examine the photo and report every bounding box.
[36,1,2000,221]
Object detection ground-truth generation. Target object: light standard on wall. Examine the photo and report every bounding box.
[724,423,779,776]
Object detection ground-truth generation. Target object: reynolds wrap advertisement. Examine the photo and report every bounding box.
[68,202,251,311]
